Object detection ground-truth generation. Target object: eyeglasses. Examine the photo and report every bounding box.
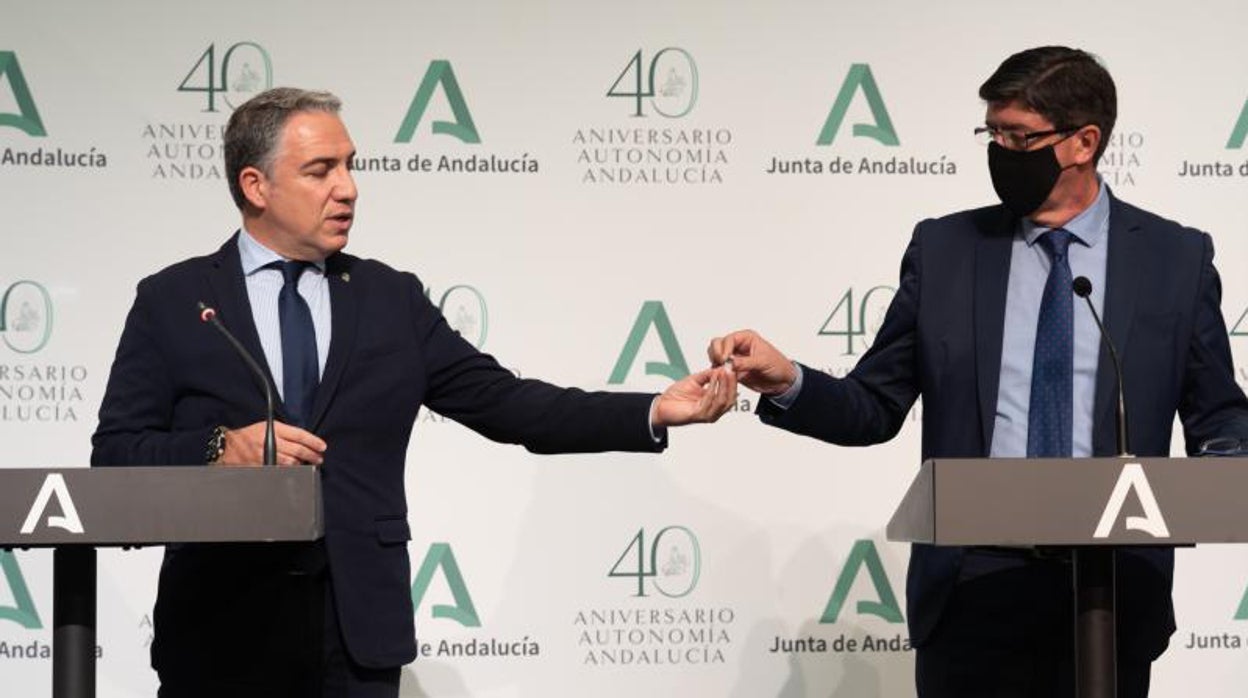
[973,125,1080,151]
[1198,437,1248,457]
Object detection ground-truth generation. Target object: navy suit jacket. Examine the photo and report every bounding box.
[91,234,664,669]
[759,194,1248,658]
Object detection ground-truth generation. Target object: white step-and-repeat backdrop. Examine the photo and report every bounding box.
[3,1,1248,695]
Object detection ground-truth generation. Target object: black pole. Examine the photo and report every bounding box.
[1072,278,1126,697]
[53,546,96,698]
[1074,547,1116,698]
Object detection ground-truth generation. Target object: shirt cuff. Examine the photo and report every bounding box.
[648,396,666,443]
[766,362,804,410]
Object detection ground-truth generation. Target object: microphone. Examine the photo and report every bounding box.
[197,302,277,466]
[1072,277,1131,457]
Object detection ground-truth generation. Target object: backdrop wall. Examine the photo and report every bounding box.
[3,1,1247,695]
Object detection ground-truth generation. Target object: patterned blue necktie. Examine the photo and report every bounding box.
[1027,229,1074,458]
[272,260,319,427]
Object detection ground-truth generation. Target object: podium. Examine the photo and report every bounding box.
[887,457,1248,698]
[0,466,323,698]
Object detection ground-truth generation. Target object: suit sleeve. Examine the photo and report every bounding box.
[90,278,214,467]
[409,277,665,454]
[1178,233,1248,453]
[757,227,923,445]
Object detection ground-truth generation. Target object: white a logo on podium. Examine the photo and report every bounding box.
[1092,463,1170,539]
[20,474,84,535]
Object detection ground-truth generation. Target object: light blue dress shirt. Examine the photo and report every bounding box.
[237,229,332,400]
[991,182,1109,458]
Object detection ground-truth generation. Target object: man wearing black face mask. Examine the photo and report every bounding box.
[708,46,1248,696]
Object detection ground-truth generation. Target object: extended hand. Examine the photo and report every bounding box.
[652,366,738,427]
[707,330,798,396]
[217,421,327,466]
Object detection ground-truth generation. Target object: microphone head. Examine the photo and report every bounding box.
[197,302,217,323]
[1072,276,1093,298]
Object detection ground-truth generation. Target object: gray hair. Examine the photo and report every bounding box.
[224,87,342,210]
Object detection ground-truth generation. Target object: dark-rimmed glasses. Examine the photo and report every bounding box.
[973,125,1080,151]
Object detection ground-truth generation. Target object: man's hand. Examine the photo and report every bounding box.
[652,366,738,427]
[707,330,798,396]
[217,421,327,466]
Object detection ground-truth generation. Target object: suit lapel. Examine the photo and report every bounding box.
[975,209,1017,455]
[308,253,358,429]
[204,232,284,419]
[1093,195,1141,454]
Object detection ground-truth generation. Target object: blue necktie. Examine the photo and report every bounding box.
[272,260,319,427]
[1027,229,1074,458]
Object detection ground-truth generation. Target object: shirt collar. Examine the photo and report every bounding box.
[1020,177,1110,249]
[237,228,327,276]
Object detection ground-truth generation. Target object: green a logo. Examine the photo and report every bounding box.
[1230,305,1248,339]
[816,64,899,147]
[820,539,904,624]
[0,551,42,629]
[0,51,47,137]
[410,543,481,627]
[1227,97,1248,149]
[395,60,481,144]
[608,301,690,384]
[1233,580,1248,620]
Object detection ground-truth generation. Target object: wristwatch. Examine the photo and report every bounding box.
[205,426,228,464]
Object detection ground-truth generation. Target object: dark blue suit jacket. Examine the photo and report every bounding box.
[759,194,1248,659]
[91,234,664,669]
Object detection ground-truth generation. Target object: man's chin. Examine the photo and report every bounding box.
[323,230,350,253]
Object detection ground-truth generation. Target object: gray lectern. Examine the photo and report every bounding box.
[888,457,1248,698]
[0,467,323,698]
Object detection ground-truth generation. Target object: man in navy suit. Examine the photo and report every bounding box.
[710,46,1248,696]
[91,87,736,698]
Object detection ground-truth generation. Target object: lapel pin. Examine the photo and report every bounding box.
[340,272,351,283]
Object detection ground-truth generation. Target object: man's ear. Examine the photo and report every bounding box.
[238,165,268,211]
[1073,125,1102,167]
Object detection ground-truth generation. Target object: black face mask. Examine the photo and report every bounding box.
[987,140,1063,217]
